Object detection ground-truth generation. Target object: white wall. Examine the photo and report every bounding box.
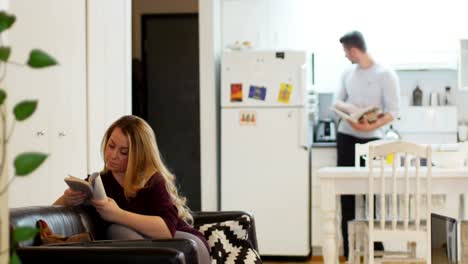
[87,0,132,173]
[199,0,221,211]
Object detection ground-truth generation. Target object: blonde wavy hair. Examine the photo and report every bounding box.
[101,115,194,224]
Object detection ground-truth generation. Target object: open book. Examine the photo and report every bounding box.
[64,172,107,201]
[330,100,381,123]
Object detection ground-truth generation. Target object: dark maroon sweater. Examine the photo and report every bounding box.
[96,171,209,250]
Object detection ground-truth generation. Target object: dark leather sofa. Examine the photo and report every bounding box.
[10,205,258,264]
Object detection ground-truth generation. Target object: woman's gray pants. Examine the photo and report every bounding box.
[106,224,211,264]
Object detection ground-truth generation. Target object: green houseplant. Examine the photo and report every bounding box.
[0,11,57,264]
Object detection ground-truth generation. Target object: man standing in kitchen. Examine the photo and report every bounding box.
[335,30,400,259]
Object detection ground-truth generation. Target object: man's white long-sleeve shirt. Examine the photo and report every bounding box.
[336,62,400,139]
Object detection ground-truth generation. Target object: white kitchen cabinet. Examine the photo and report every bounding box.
[393,106,458,144]
[311,146,337,250]
[5,0,131,207]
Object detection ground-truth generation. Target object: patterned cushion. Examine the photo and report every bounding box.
[195,215,262,264]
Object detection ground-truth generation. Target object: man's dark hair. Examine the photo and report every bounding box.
[339,31,367,52]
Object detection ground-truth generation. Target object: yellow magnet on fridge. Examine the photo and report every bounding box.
[278,83,293,104]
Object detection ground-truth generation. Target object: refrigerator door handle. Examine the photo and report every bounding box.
[298,64,307,106]
[298,108,309,150]
[298,65,309,150]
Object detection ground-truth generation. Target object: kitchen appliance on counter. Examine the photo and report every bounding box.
[315,118,336,142]
[429,91,441,106]
[384,124,401,140]
[220,50,313,257]
[314,93,337,143]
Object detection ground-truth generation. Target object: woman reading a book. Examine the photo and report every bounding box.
[53,115,210,264]
[335,30,400,259]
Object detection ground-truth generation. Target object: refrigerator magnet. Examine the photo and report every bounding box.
[230,83,243,102]
[248,85,267,101]
[278,83,293,104]
[239,111,256,126]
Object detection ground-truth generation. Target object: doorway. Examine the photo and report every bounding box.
[140,14,200,210]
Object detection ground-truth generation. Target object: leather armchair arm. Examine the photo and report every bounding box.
[16,246,185,264]
[30,238,198,264]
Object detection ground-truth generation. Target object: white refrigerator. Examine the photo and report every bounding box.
[220,50,312,257]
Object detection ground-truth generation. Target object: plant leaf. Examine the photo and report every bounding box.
[0,11,15,33]
[13,226,38,242]
[0,89,6,105]
[0,46,11,62]
[13,100,37,121]
[10,251,21,264]
[27,49,57,68]
[14,152,48,176]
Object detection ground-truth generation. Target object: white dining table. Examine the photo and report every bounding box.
[319,166,468,264]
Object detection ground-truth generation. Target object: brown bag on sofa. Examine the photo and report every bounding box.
[36,219,94,245]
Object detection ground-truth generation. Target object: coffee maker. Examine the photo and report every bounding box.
[314,93,337,142]
[315,118,337,142]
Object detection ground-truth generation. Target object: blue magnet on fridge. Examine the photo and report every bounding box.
[248,85,267,101]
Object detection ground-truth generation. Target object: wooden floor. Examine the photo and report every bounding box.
[264,256,346,264]
[264,256,425,264]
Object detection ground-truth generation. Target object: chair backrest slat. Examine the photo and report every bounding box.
[416,157,420,230]
[404,153,409,230]
[392,152,397,230]
[426,146,432,240]
[369,146,375,232]
[380,158,385,229]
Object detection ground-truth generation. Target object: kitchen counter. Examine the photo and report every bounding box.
[312,142,336,148]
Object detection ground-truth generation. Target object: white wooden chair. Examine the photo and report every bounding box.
[349,142,369,264]
[349,140,388,263]
[354,142,371,220]
[355,140,394,217]
[350,140,432,264]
